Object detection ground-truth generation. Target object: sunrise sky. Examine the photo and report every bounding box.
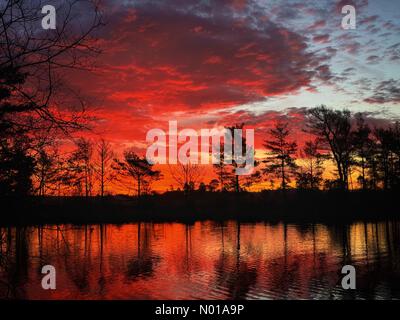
[64,0,400,193]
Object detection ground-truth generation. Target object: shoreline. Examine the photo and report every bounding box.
[0,190,398,226]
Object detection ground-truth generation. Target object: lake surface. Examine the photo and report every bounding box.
[1,220,400,299]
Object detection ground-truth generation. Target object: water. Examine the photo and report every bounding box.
[1,221,400,299]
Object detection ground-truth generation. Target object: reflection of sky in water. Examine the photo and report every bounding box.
[0,221,399,299]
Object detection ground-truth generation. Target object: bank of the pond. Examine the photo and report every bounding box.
[0,190,398,225]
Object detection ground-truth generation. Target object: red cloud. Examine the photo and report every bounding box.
[308,20,327,31]
[63,1,337,169]
[313,34,330,44]
[75,0,327,116]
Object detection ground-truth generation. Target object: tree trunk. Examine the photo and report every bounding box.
[101,159,104,197]
[235,174,239,192]
[361,157,366,190]
[137,176,141,198]
[281,158,285,190]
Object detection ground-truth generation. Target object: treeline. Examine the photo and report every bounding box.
[210,106,400,193]
[1,105,399,197]
[262,106,400,192]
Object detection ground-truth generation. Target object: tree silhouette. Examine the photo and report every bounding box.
[0,1,102,135]
[263,121,298,190]
[374,124,400,190]
[96,139,113,197]
[0,67,34,195]
[226,123,255,192]
[213,148,232,191]
[0,1,102,195]
[66,138,94,197]
[207,179,219,192]
[243,169,262,191]
[113,150,161,198]
[0,136,34,196]
[307,106,353,190]
[213,123,256,192]
[169,163,204,195]
[296,140,326,190]
[351,114,373,190]
[32,139,62,196]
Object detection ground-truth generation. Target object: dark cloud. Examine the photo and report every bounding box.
[308,20,327,31]
[360,15,379,25]
[85,0,330,112]
[384,42,400,62]
[366,55,380,64]
[365,79,400,104]
[334,0,369,13]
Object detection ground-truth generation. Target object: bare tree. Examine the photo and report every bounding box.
[169,163,204,194]
[33,140,62,196]
[67,138,94,196]
[96,139,113,197]
[307,106,353,190]
[113,149,161,198]
[0,0,103,134]
[0,1,103,195]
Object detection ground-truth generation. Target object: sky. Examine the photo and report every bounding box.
[64,0,400,192]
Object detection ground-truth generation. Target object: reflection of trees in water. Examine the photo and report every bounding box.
[326,224,353,263]
[40,224,110,296]
[0,225,85,298]
[0,227,11,297]
[325,221,400,299]
[97,224,106,295]
[38,225,96,294]
[184,224,192,273]
[0,227,30,298]
[357,221,400,299]
[57,225,92,293]
[214,222,258,299]
[211,221,400,299]
[1,221,400,299]
[34,225,90,294]
[126,223,160,280]
[274,223,318,298]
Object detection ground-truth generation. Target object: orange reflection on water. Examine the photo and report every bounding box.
[0,220,399,299]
